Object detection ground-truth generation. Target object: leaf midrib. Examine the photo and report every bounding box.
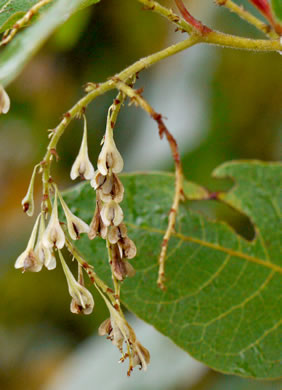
[127,223,282,274]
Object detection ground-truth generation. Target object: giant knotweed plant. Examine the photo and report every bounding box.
[1,0,281,379]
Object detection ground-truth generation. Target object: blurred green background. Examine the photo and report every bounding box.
[0,0,281,389]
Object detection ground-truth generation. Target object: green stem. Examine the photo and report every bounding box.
[215,0,278,38]
[41,1,282,186]
[138,0,194,33]
[65,237,117,306]
[106,238,121,308]
[203,31,281,50]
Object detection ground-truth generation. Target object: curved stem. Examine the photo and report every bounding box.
[203,30,281,50]
[0,0,54,47]
[215,0,278,38]
[65,236,117,306]
[113,80,183,290]
[106,238,121,309]
[174,0,212,35]
[40,1,282,208]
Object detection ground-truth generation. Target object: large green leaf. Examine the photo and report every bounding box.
[63,162,282,379]
[0,0,100,86]
[271,0,282,22]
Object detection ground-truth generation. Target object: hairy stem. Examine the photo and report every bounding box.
[215,0,278,38]
[106,238,121,310]
[174,0,212,34]
[0,0,54,46]
[139,0,193,33]
[65,237,117,306]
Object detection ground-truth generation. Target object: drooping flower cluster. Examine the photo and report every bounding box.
[15,109,149,374]
[89,107,137,281]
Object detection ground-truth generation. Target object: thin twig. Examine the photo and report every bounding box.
[114,79,183,290]
[0,0,53,47]
[248,0,282,35]
[106,238,121,310]
[138,0,282,45]
[215,0,278,38]
[174,0,212,35]
[139,0,194,33]
[65,237,117,306]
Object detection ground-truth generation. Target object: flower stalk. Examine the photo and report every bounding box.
[114,80,183,289]
[215,0,278,38]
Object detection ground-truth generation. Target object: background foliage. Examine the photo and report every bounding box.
[0,0,281,389]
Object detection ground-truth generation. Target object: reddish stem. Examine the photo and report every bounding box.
[174,0,212,35]
[249,0,273,23]
[249,0,282,34]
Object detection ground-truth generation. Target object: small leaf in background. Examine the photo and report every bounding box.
[63,162,282,379]
[0,1,39,33]
[271,0,282,22]
[0,0,100,32]
[0,0,100,86]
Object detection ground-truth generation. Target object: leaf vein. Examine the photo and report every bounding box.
[127,223,282,274]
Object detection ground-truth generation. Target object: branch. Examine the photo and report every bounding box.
[113,79,184,290]
[174,0,212,35]
[203,30,282,49]
[41,2,282,202]
[65,237,116,307]
[249,0,274,24]
[0,0,54,47]
[215,0,278,38]
[248,0,282,35]
[139,0,194,34]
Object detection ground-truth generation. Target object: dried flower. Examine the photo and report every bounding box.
[15,214,43,272]
[97,114,123,175]
[108,223,127,244]
[42,191,65,249]
[21,165,38,217]
[131,341,150,371]
[98,301,134,351]
[111,243,136,281]
[100,200,123,227]
[117,237,137,259]
[57,190,89,240]
[91,171,124,203]
[59,251,94,315]
[35,214,56,270]
[98,300,150,373]
[99,317,125,351]
[0,85,10,114]
[70,116,95,180]
[88,196,108,240]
